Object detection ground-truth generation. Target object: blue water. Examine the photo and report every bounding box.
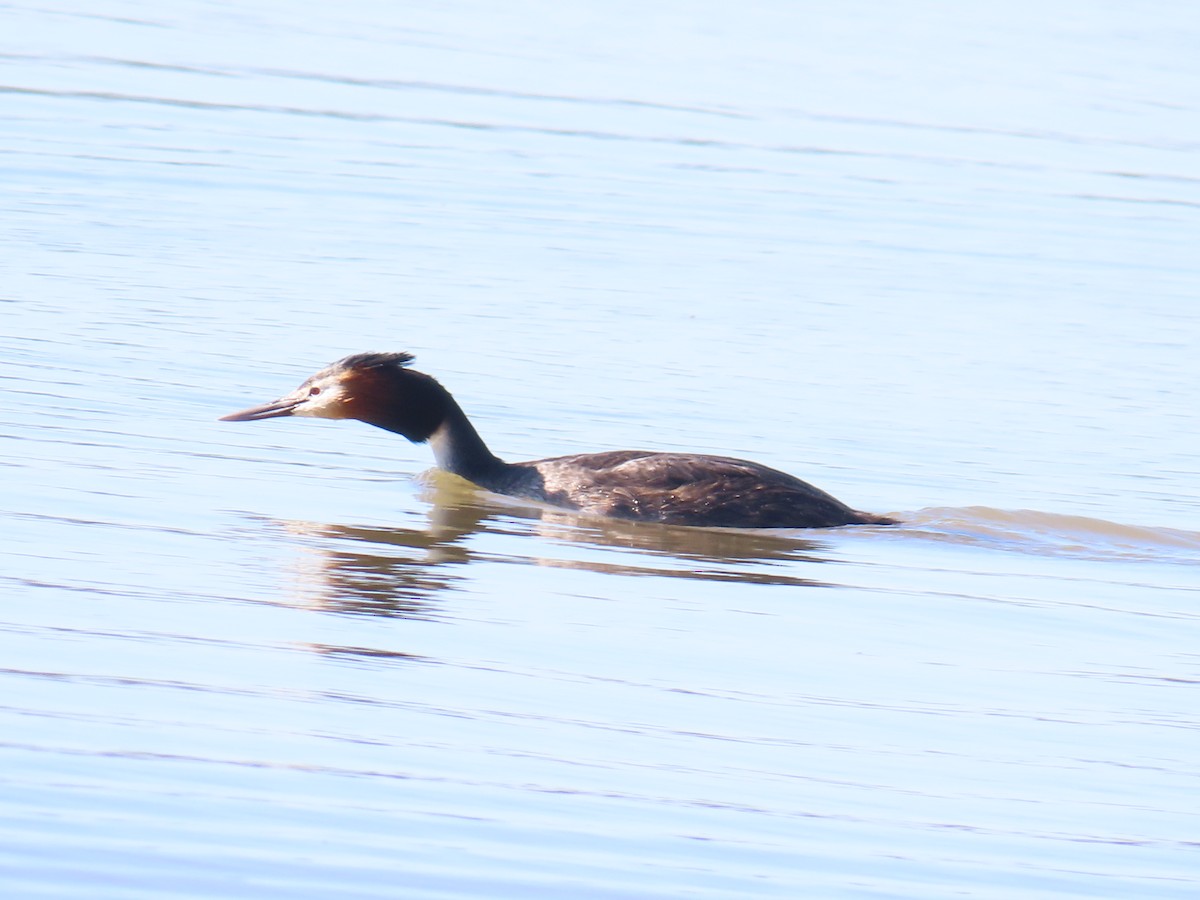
[2,2,1199,897]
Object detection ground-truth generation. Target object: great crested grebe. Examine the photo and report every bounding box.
[220,352,896,529]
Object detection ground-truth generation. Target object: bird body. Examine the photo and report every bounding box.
[221,352,895,529]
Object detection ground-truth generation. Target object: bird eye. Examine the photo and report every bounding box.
[308,387,321,397]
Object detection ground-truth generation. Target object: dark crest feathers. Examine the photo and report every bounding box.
[336,351,415,371]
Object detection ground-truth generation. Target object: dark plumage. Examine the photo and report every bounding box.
[221,352,896,529]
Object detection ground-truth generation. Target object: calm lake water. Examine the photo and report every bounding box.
[3,2,1199,897]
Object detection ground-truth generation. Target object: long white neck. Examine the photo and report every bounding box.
[424,405,505,482]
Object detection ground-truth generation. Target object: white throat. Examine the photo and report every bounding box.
[426,422,459,472]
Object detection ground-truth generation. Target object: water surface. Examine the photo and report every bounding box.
[2,2,1199,897]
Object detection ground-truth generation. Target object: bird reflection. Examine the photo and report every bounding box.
[272,472,837,625]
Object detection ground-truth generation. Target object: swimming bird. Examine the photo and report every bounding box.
[220,352,896,529]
